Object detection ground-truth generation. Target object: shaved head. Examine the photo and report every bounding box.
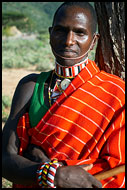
[52,2,97,35]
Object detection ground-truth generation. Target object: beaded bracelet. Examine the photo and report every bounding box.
[36,162,48,187]
[36,158,61,188]
[47,162,62,188]
[42,162,51,187]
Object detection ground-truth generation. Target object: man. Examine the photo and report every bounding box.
[2,2,125,188]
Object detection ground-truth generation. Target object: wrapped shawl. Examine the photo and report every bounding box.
[15,60,125,188]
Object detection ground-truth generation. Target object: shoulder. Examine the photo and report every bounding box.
[9,73,40,119]
[14,73,40,103]
[96,71,125,104]
[18,73,39,86]
[18,71,52,85]
[98,71,125,90]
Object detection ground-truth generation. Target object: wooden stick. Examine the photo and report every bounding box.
[94,165,125,181]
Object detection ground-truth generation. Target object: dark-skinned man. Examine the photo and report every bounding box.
[2,2,125,188]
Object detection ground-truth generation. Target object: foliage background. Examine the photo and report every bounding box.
[2,2,63,33]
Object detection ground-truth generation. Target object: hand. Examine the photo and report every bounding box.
[54,164,102,188]
[23,144,50,163]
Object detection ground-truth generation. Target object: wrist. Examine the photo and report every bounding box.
[54,166,60,187]
[47,162,62,188]
[36,158,62,188]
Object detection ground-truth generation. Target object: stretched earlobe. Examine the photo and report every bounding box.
[90,33,100,50]
[95,33,100,39]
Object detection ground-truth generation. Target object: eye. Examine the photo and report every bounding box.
[53,26,66,34]
[55,28,62,32]
[75,29,87,37]
[76,31,85,36]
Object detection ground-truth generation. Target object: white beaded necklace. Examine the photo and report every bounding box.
[55,57,88,79]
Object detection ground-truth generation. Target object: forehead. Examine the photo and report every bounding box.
[53,6,92,28]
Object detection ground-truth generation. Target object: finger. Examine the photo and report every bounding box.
[89,174,102,188]
[79,164,102,188]
[80,164,93,171]
[83,164,93,171]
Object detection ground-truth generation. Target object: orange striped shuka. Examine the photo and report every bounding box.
[15,60,125,188]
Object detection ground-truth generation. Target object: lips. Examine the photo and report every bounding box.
[58,48,78,57]
[61,48,76,53]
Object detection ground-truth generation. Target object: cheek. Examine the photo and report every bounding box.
[79,38,91,53]
[50,34,60,48]
[49,36,55,48]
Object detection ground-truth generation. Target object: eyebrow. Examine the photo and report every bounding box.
[54,24,88,32]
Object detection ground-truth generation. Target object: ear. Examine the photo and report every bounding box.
[90,33,100,50]
[49,27,53,35]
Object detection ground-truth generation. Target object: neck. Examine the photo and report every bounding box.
[55,57,88,79]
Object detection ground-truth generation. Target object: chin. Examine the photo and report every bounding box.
[52,48,87,66]
[55,56,87,67]
[52,49,79,66]
[56,57,78,66]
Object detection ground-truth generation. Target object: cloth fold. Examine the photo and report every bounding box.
[15,60,125,188]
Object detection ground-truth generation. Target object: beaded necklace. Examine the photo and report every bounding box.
[55,57,88,79]
[48,57,88,106]
[48,71,55,107]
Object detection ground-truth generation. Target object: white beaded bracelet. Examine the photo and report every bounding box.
[47,162,62,188]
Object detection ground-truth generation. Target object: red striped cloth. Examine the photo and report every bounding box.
[15,59,125,188]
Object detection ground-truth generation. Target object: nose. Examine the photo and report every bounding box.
[65,31,75,47]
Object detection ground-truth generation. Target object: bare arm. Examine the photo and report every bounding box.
[2,73,102,187]
[2,74,50,185]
